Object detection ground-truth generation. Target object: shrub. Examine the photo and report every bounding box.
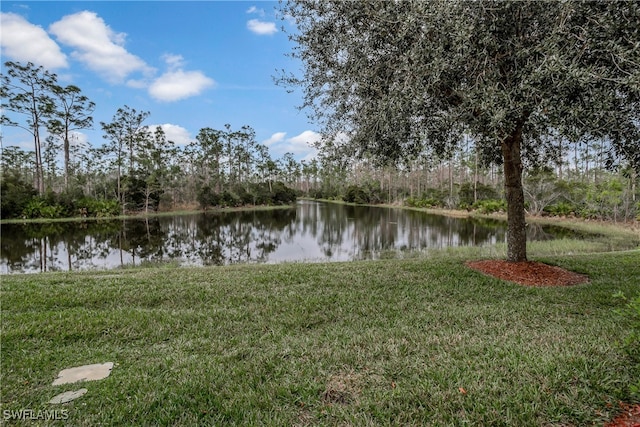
[321,187,340,200]
[309,189,324,199]
[21,198,64,219]
[343,185,370,204]
[55,188,85,216]
[220,190,241,207]
[405,196,443,208]
[405,196,418,207]
[271,182,297,205]
[544,202,577,217]
[231,185,253,205]
[0,174,38,218]
[472,199,507,214]
[85,199,120,217]
[583,180,625,221]
[250,183,272,205]
[422,188,447,206]
[577,206,600,220]
[458,182,499,206]
[366,183,384,204]
[39,204,65,218]
[405,188,448,208]
[21,199,46,218]
[197,185,215,209]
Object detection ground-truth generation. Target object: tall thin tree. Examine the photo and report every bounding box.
[48,84,95,190]
[1,62,57,194]
[101,106,150,213]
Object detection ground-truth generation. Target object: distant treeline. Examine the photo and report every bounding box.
[1,61,638,221]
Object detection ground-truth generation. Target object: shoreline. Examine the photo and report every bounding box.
[3,198,638,241]
[0,203,296,225]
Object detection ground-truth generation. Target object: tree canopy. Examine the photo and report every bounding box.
[279,0,640,261]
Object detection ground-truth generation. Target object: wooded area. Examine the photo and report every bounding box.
[1,56,638,227]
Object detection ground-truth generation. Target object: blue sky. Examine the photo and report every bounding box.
[1,1,321,161]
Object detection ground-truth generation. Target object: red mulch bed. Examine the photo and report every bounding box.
[605,403,640,427]
[466,259,589,287]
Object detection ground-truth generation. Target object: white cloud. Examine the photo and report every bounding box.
[246,6,265,17]
[247,19,277,36]
[300,150,319,162]
[264,130,321,160]
[125,79,148,89]
[0,12,68,69]
[49,11,152,83]
[148,69,215,102]
[146,54,215,102]
[161,53,185,70]
[287,130,321,160]
[263,132,287,147]
[288,130,322,147]
[151,124,193,146]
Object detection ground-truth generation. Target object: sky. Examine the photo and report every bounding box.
[0,1,321,161]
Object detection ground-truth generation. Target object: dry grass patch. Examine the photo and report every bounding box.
[322,370,364,406]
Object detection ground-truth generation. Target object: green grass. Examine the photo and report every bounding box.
[2,249,639,426]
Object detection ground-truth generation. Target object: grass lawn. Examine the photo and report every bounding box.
[2,244,639,426]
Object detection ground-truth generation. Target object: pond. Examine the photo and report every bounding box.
[1,200,580,274]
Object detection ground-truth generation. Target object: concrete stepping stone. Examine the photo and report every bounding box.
[52,362,114,386]
[49,388,88,404]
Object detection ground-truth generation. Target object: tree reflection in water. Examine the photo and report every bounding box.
[1,201,585,273]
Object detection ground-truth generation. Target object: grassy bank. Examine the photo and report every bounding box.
[2,250,639,425]
[391,203,640,258]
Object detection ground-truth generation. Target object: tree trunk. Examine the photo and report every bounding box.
[558,140,563,180]
[448,160,453,206]
[632,168,637,202]
[64,134,70,190]
[473,147,478,204]
[33,126,44,195]
[501,123,527,262]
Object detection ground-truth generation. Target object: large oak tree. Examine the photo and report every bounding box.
[280,0,640,261]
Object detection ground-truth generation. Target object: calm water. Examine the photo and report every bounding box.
[1,200,578,274]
